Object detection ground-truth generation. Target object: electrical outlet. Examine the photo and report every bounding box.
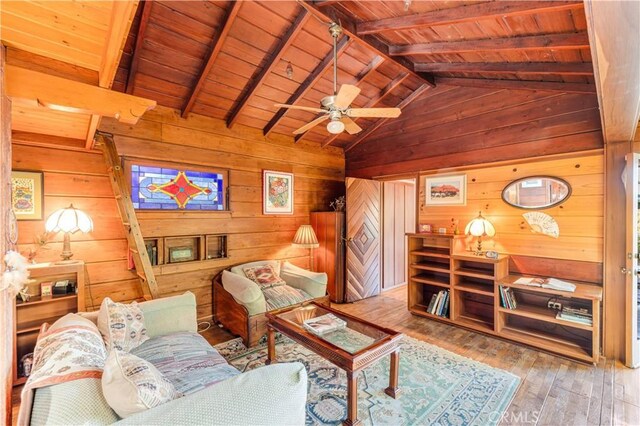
[547,300,562,310]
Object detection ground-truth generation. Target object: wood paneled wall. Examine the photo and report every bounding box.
[418,153,603,278]
[12,143,138,311]
[346,86,604,178]
[99,106,345,319]
[383,181,415,290]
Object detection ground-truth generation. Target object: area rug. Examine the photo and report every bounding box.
[215,336,520,426]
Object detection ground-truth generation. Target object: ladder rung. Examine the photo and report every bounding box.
[137,273,147,282]
[122,222,131,227]
[114,194,123,200]
[130,248,139,254]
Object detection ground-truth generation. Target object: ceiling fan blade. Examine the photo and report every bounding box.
[334,84,361,109]
[274,103,327,114]
[292,115,329,135]
[342,117,363,135]
[347,107,402,118]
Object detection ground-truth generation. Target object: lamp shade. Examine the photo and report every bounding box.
[464,211,496,238]
[45,204,93,234]
[292,224,319,248]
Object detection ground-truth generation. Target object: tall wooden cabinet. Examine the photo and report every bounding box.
[311,212,345,303]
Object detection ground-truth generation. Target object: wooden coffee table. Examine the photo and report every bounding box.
[265,302,403,426]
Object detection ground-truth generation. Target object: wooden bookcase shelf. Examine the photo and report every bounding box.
[407,233,602,363]
[14,262,86,385]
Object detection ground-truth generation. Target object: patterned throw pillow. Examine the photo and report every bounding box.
[98,298,149,352]
[243,265,286,289]
[102,350,181,418]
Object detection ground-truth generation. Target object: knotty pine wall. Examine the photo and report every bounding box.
[418,152,604,282]
[98,106,345,319]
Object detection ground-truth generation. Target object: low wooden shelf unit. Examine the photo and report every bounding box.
[407,233,602,363]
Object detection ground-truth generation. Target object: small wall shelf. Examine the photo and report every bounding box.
[134,234,228,270]
[407,233,602,363]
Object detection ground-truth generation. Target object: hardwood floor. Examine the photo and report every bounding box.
[11,286,640,425]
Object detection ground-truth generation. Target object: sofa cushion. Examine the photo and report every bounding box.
[221,270,267,315]
[31,378,119,425]
[263,285,312,311]
[98,297,149,352]
[230,260,280,277]
[102,350,181,418]
[244,264,286,289]
[138,292,197,338]
[131,331,240,395]
[281,261,328,298]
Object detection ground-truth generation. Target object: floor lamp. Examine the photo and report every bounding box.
[292,225,319,271]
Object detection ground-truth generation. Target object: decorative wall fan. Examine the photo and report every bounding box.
[522,211,560,239]
[275,23,401,135]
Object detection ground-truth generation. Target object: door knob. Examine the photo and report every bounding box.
[621,267,632,275]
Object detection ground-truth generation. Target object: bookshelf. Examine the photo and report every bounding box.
[13,262,85,386]
[407,233,602,363]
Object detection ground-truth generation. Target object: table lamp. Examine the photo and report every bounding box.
[292,224,319,271]
[45,204,93,263]
[464,211,495,255]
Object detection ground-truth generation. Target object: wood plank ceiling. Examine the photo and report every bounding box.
[112,0,595,150]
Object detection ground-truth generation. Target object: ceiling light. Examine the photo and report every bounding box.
[286,61,294,80]
[404,0,412,11]
[327,119,345,134]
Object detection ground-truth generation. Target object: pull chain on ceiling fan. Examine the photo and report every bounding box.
[275,23,402,136]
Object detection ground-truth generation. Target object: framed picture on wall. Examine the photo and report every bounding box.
[263,170,294,215]
[425,174,467,206]
[11,170,44,220]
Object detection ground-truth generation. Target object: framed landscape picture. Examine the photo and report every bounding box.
[425,174,467,206]
[263,170,294,215]
[11,170,44,220]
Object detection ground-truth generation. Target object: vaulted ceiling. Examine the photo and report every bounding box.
[113,0,595,150]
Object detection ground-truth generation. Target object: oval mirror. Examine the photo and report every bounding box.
[502,176,571,209]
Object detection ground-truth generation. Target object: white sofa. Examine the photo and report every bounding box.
[19,292,308,425]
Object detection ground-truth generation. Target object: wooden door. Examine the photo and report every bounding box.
[383,181,415,290]
[625,153,640,368]
[345,178,381,302]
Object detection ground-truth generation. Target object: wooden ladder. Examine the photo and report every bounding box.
[94,131,159,300]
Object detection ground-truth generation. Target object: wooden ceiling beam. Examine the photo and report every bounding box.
[125,0,153,94]
[415,62,594,76]
[345,84,431,152]
[263,36,352,137]
[11,131,86,151]
[182,0,243,118]
[321,72,409,148]
[299,1,435,87]
[6,65,157,124]
[227,9,310,128]
[436,77,597,94]
[101,0,139,89]
[294,55,384,143]
[357,1,582,35]
[391,32,590,56]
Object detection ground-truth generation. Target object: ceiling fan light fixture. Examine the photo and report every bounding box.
[327,119,345,134]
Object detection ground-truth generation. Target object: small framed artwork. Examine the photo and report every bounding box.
[40,282,53,297]
[11,170,44,220]
[263,170,294,215]
[425,174,467,206]
[168,246,195,263]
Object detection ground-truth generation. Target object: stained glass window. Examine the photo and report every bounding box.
[130,164,226,210]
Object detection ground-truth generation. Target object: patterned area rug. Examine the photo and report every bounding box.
[215,335,520,426]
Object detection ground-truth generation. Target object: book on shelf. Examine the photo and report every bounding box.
[303,313,347,336]
[426,290,449,317]
[499,286,517,309]
[512,277,576,292]
[556,305,593,325]
[427,293,438,313]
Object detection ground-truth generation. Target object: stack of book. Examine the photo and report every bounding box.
[556,306,592,326]
[303,313,347,336]
[426,290,449,318]
[499,286,517,309]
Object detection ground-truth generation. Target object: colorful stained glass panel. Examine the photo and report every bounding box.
[131,164,225,210]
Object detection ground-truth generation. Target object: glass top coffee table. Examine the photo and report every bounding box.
[265,302,403,426]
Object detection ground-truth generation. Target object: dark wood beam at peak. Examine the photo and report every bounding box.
[345,83,431,153]
[125,0,153,94]
[294,55,384,144]
[391,32,590,56]
[227,9,310,128]
[181,0,243,118]
[299,1,435,87]
[357,1,583,35]
[320,72,409,148]
[415,62,594,76]
[436,77,597,94]
[263,36,352,137]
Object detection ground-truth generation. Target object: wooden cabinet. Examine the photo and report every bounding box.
[13,262,85,386]
[407,233,602,363]
[311,212,345,303]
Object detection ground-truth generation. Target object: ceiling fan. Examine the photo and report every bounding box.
[275,23,401,136]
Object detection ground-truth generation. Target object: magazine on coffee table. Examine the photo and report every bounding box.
[303,313,347,336]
